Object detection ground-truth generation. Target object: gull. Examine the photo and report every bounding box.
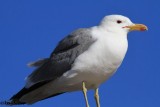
[0,15,147,107]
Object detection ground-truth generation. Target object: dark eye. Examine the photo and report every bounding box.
[117,20,122,24]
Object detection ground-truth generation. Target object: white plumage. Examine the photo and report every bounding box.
[21,15,132,103]
[1,15,147,106]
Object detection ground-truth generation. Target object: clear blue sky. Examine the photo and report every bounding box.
[0,0,159,107]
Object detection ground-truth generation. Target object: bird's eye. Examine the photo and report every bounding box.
[117,20,122,24]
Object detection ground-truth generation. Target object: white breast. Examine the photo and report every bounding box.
[64,27,128,88]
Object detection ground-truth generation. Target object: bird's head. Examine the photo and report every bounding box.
[99,15,148,34]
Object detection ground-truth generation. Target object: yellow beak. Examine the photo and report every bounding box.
[123,24,148,31]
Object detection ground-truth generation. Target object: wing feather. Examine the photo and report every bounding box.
[25,28,96,88]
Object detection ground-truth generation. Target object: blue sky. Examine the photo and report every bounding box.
[0,0,159,107]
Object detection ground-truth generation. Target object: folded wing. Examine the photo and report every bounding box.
[26,28,96,88]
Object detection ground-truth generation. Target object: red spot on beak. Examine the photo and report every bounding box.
[140,28,146,31]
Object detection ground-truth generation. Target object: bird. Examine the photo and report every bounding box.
[0,15,147,107]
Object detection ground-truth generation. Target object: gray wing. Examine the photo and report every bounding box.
[26,28,96,88]
[27,58,49,67]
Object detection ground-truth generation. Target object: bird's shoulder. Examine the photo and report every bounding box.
[50,28,95,57]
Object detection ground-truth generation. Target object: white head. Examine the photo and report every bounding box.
[99,15,148,34]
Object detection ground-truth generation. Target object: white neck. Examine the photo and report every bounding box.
[90,26,128,68]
